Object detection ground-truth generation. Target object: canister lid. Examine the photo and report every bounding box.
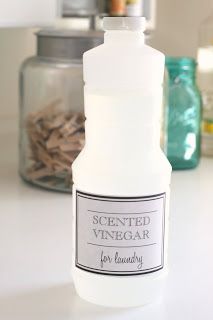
[36,29,104,60]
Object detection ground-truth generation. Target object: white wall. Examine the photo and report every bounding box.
[152,0,213,57]
[0,0,213,118]
[0,29,36,118]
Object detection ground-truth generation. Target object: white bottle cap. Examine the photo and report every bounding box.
[103,17,146,32]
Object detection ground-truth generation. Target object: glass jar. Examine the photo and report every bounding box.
[19,29,103,192]
[165,57,201,170]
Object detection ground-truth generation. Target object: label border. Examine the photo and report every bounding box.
[75,190,166,276]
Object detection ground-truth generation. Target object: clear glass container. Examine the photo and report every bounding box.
[165,57,201,170]
[197,11,213,156]
[19,29,103,192]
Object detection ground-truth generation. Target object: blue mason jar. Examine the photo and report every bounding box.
[165,57,201,169]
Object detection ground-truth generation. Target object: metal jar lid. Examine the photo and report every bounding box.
[36,29,104,60]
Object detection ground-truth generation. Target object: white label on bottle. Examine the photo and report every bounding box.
[75,191,166,276]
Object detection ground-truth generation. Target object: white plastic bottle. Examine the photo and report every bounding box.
[197,11,213,156]
[126,0,142,17]
[72,17,171,307]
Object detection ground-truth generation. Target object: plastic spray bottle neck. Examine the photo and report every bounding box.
[104,31,145,45]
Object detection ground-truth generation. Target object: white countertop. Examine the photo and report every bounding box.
[0,118,213,319]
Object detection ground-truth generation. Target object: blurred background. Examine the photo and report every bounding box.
[1,0,212,187]
[0,0,212,118]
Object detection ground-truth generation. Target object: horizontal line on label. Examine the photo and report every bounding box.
[87,242,157,248]
[78,195,164,203]
[87,210,157,215]
[77,191,166,200]
[76,263,163,275]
